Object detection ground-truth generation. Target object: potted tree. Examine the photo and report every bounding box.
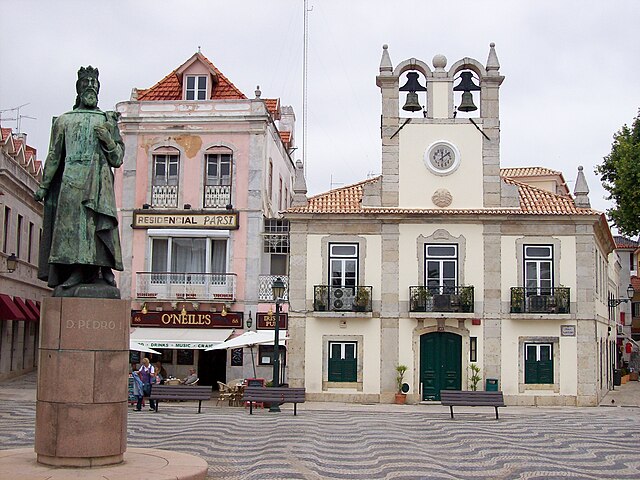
[510,287,525,313]
[354,286,370,312]
[395,364,408,404]
[469,364,482,391]
[314,286,328,311]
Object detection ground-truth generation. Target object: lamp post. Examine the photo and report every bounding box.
[608,284,635,308]
[270,277,285,413]
[0,253,17,274]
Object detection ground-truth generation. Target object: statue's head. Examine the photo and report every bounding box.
[74,66,100,109]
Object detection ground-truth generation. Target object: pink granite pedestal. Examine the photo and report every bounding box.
[35,297,130,467]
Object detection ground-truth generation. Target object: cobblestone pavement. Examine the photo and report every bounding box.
[2,372,640,479]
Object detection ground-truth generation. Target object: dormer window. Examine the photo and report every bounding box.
[186,75,207,100]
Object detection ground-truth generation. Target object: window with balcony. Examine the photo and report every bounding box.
[328,341,357,382]
[204,148,232,208]
[152,147,180,207]
[151,237,227,274]
[524,245,553,295]
[185,75,207,100]
[330,243,358,288]
[524,343,553,384]
[425,244,457,293]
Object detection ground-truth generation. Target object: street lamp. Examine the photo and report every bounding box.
[0,253,17,274]
[270,277,286,413]
[608,284,635,308]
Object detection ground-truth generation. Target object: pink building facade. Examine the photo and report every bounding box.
[114,52,296,385]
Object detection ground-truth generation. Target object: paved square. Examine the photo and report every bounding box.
[1,396,640,479]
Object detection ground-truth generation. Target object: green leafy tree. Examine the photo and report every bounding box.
[596,110,640,236]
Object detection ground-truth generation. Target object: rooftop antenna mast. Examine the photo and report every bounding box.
[0,103,36,133]
[303,0,312,180]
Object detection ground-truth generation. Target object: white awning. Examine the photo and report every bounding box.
[618,331,640,349]
[130,327,234,349]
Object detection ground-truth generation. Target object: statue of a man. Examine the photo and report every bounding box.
[35,66,124,296]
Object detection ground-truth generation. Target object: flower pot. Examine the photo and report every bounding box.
[621,374,630,384]
[394,393,406,405]
[630,372,639,381]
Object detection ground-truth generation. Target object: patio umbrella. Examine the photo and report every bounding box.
[206,331,289,377]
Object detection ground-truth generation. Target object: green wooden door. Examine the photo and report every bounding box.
[420,332,461,401]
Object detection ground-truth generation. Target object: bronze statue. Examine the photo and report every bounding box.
[35,66,123,297]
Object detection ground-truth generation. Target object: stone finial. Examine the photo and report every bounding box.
[130,88,138,101]
[432,54,447,71]
[574,165,591,208]
[292,159,308,207]
[486,42,500,72]
[379,44,393,74]
[255,85,262,99]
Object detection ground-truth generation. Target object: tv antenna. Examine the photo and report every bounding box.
[0,103,36,133]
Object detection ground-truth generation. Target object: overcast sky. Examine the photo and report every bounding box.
[1,0,639,222]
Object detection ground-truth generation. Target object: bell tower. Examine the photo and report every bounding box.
[376,43,506,209]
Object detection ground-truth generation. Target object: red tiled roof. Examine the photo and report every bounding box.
[614,236,639,249]
[264,98,280,119]
[137,52,246,101]
[1,128,11,142]
[279,131,291,145]
[13,138,23,151]
[287,174,599,217]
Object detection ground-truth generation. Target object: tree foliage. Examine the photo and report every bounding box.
[596,110,640,236]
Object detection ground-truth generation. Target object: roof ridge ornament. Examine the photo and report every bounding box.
[573,165,591,208]
[486,42,500,73]
[379,44,393,75]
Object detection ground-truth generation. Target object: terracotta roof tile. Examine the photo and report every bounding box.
[279,131,291,144]
[501,167,562,177]
[287,173,599,217]
[1,128,12,142]
[264,98,280,119]
[137,52,246,101]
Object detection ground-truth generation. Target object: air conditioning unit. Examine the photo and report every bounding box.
[617,324,624,335]
[332,287,354,311]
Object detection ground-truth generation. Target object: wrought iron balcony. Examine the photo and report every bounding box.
[409,286,474,313]
[510,287,570,314]
[136,272,236,302]
[258,275,289,302]
[314,285,372,312]
[151,185,178,208]
[204,185,231,208]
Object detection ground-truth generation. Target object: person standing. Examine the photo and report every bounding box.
[35,65,124,293]
[138,358,156,411]
[131,370,144,412]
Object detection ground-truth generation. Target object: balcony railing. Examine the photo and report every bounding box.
[510,287,570,314]
[409,286,474,313]
[258,275,289,302]
[152,185,178,208]
[204,185,231,208]
[136,272,236,301]
[314,285,372,312]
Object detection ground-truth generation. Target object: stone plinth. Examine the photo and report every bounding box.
[35,297,130,467]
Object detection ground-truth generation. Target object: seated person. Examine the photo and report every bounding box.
[180,368,198,385]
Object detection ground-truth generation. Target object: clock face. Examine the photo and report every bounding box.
[431,145,455,169]
[425,141,460,175]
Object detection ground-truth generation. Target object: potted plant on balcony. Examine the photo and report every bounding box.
[354,287,370,312]
[395,364,408,404]
[411,287,432,312]
[553,285,569,313]
[511,287,525,313]
[460,286,474,313]
[314,286,328,311]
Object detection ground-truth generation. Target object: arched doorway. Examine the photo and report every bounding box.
[420,332,462,400]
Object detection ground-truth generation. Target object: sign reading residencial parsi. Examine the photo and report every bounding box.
[133,211,238,229]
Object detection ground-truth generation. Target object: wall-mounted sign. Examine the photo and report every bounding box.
[256,312,288,330]
[133,211,238,229]
[131,311,242,328]
[560,325,576,337]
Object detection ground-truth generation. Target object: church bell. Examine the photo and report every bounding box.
[399,72,426,112]
[453,71,480,112]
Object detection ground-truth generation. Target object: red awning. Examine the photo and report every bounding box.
[13,296,37,322]
[0,294,26,321]
[25,299,40,320]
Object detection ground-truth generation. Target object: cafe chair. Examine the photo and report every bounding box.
[216,381,233,406]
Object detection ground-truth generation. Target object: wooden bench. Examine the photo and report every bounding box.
[241,386,306,415]
[440,390,505,419]
[149,385,212,413]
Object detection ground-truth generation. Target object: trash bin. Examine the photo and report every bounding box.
[486,378,499,391]
[614,369,622,386]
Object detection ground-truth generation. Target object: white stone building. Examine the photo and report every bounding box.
[284,44,617,406]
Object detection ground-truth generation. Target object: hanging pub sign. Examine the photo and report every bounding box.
[132,211,238,229]
[256,311,287,330]
[131,311,242,328]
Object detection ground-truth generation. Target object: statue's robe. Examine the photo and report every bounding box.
[37,109,124,287]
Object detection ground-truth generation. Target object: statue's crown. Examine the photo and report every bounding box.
[77,66,99,80]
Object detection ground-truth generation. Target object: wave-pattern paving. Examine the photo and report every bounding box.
[1,402,639,479]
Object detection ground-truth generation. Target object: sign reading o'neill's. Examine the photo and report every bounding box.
[133,210,239,229]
